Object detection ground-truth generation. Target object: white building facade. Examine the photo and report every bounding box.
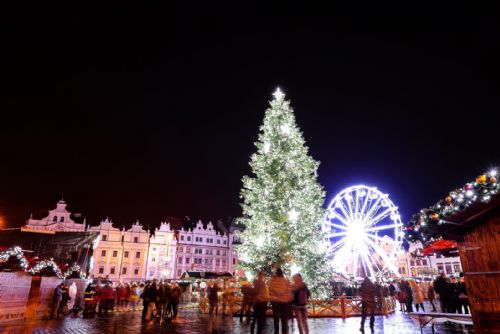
[399,241,462,278]
[88,219,155,281]
[23,200,86,232]
[174,221,242,279]
[146,222,177,280]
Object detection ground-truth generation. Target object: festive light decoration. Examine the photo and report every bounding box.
[322,185,403,279]
[28,258,63,278]
[0,246,29,270]
[237,88,332,297]
[405,168,499,245]
[0,246,82,279]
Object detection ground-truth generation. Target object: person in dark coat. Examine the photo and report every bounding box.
[145,279,159,321]
[457,273,469,314]
[359,277,376,332]
[434,273,453,313]
[51,283,64,319]
[170,283,181,320]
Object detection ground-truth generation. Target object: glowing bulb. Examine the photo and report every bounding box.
[489,169,497,177]
[280,123,291,135]
[263,142,271,153]
[466,190,474,197]
[288,208,299,222]
[273,87,285,101]
[291,263,301,275]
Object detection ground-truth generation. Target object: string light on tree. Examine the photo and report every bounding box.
[237,88,332,297]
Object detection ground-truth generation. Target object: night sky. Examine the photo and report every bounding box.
[1,5,499,229]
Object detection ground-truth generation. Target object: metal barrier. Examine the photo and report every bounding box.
[199,295,396,318]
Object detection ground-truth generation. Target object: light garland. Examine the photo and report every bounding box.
[0,246,82,279]
[0,246,29,270]
[404,168,499,245]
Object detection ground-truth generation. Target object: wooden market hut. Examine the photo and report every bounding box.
[427,195,500,333]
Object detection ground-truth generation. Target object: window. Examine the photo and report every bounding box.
[178,257,183,263]
[134,266,139,275]
[216,259,220,266]
[223,251,227,256]
[121,235,124,242]
[223,240,227,245]
[122,267,127,275]
[99,265,104,274]
[102,235,107,241]
[113,250,118,257]
[186,247,191,253]
[204,259,211,265]
[134,237,139,243]
[410,260,415,266]
[436,254,442,259]
[101,250,106,257]
[136,251,140,258]
[216,250,220,256]
[233,259,236,265]
[222,259,226,266]
[187,236,191,241]
[416,260,421,266]
[177,269,182,277]
[206,249,212,255]
[181,235,184,241]
[217,239,220,244]
[60,216,64,222]
[185,257,190,264]
[453,262,461,272]
[53,216,58,222]
[194,258,202,264]
[110,266,116,275]
[124,251,129,258]
[152,257,155,262]
[445,263,452,274]
[437,265,444,273]
[195,248,203,254]
[422,259,427,266]
[153,248,156,251]
[150,271,154,277]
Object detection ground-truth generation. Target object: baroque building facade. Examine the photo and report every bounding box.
[23,201,242,281]
[23,199,86,232]
[174,220,242,279]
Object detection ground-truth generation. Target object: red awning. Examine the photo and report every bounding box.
[422,239,458,256]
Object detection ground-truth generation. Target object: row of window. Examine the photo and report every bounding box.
[52,216,65,222]
[98,265,140,276]
[410,259,428,266]
[179,235,227,245]
[100,250,141,259]
[177,257,227,266]
[101,235,140,243]
[437,262,462,274]
[179,247,226,256]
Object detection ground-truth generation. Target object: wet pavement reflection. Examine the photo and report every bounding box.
[0,308,474,333]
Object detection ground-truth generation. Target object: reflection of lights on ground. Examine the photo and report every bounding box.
[322,185,403,279]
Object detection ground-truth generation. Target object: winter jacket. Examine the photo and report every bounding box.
[359,279,376,305]
[254,279,268,303]
[292,282,310,307]
[268,276,292,304]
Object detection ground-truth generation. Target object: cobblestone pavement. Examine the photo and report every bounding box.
[0,309,475,334]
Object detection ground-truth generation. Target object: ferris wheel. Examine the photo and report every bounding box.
[322,185,403,279]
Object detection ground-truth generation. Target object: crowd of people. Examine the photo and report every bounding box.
[50,270,470,333]
[393,272,469,315]
[76,279,182,322]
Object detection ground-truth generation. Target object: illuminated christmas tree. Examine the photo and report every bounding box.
[237,88,332,297]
